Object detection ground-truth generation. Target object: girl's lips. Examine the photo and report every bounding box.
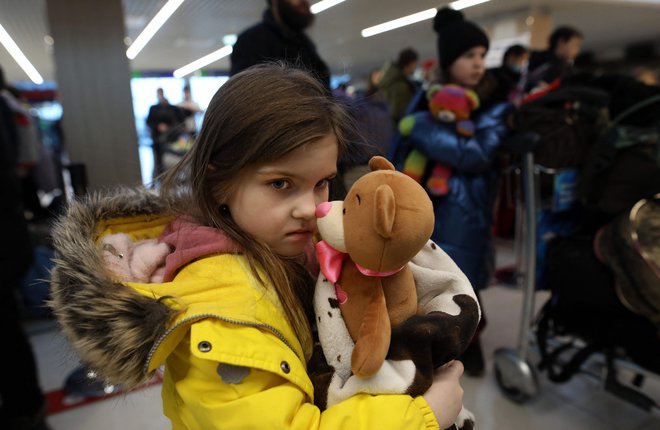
[286,232,313,244]
[287,230,313,239]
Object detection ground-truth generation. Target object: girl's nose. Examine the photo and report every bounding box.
[293,192,318,220]
[315,202,332,218]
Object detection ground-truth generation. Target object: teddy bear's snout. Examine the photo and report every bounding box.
[437,110,456,122]
[315,201,332,218]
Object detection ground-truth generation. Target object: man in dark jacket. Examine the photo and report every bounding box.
[146,88,185,178]
[526,26,583,91]
[230,0,330,90]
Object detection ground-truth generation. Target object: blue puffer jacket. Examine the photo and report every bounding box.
[392,102,512,291]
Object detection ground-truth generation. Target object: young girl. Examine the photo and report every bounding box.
[392,8,512,376]
[50,64,464,429]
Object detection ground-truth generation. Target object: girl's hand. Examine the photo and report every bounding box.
[422,360,465,429]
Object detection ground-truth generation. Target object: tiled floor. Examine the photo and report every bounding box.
[25,240,660,429]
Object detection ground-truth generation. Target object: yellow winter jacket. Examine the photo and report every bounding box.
[146,253,438,429]
[49,187,440,430]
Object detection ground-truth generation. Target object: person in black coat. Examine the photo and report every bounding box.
[526,26,583,91]
[0,65,51,430]
[487,44,529,104]
[230,0,330,90]
[146,88,185,178]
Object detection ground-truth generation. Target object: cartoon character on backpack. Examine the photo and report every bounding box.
[399,84,479,196]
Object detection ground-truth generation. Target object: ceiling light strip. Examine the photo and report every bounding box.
[360,0,492,38]
[311,0,347,14]
[173,45,233,78]
[450,0,491,10]
[0,23,44,84]
[126,0,185,60]
[361,8,437,38]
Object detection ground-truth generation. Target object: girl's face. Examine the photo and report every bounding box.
[227,134,338,257]
[448,46,487,88]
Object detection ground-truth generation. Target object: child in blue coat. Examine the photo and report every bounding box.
[393,7,512,376]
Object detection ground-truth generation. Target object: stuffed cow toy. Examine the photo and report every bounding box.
[310,156,480,430]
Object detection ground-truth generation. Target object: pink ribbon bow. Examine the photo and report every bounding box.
[315,240,405,285]
[315,240,348,285]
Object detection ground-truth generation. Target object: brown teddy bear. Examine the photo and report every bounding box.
[311,156,480,429]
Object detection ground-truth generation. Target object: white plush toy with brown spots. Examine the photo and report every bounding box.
[309,156,480,430]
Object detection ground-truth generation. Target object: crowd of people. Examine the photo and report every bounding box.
[2,1,659,429]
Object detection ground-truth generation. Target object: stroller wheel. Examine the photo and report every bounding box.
[494,347,540,403]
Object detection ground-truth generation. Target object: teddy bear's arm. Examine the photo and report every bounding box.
[350,282,391,378]
[398,115,416,136]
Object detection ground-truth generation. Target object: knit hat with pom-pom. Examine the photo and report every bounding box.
[434,7,489,72]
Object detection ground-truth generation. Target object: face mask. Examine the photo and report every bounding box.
[412,67,423,81]
[508,60,527,74]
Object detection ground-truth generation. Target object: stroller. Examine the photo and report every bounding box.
[493,76,660,415]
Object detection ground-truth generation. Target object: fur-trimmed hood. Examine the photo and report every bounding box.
[49,187,177,388]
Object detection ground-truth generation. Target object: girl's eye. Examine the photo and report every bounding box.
[270,179,289,190]
[316,175,336,189]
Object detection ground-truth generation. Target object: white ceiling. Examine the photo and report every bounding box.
[1,0,660,85]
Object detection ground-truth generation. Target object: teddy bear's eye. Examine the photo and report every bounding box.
[356,194,361,205]
[342,208,346,215]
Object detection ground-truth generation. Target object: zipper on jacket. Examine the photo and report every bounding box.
[143,313,302,376]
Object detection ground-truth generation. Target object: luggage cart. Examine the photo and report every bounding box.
[493,145,541,403]
[492,142,660,415]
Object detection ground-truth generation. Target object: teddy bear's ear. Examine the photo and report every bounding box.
[374,185,395,238]
[368,156,394,172]
[426,84,443,100]
[466,89,480,110]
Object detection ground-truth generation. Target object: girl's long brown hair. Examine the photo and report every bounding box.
[159,64,352,354]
